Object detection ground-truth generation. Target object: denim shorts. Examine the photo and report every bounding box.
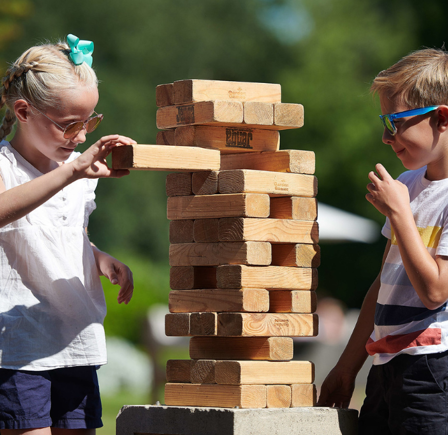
[0,365,102,430]
[358,350,448,435]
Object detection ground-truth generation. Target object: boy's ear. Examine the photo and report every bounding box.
[13,99,32,123]
[436,106,448,131]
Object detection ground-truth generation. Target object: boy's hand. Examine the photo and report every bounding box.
[317,365,356,408]
[70,135,136,180]
[366,163,410,218]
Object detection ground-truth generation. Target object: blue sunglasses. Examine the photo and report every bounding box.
[379,106,439,135]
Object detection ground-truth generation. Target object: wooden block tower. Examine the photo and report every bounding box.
[113,79,320,410]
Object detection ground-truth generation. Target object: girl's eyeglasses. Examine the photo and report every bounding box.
[31,105,104,139]
[379,106,439,136]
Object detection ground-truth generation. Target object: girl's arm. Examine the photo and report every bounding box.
[317,240,390,407]
[367,163,448,310]
[0,135,133,228]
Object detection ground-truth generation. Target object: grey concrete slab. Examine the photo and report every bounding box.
[116,404,358,435]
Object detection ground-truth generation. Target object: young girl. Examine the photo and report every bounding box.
[0,34,135,434]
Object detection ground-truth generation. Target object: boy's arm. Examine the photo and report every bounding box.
[317,240,390,408]
[367,164,448,309]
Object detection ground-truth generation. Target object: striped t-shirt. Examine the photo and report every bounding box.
[366,166,448,365]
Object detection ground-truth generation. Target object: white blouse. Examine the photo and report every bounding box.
[0,140,107,370]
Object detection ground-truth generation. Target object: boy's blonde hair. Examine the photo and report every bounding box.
[0,40,98,140]
[371,48,448,109]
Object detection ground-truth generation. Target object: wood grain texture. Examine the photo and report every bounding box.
[156,129,175,145]
[170,266,217,290]
[189,337,294,361]
[192,171,219,195]
[169,220,194,244]
[243,102,273,125]
[291,384,317,407]
[269,291,317,313]
[271,244,321,267]
[190,359,216,384]
[274,103,304,127]
[270,197,318,220]
[165,172,192,197]
[156,83,174,107]
[193,219,219,242]
[190,312,217,336]
[166,359,191,382]
[267,385,292,408]
[165,313,191,336]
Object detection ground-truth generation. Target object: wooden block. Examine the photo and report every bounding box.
[189,337,294,361]
[217,313,318,337]
[170,266,217,289]
[269,291,317,313]
[291,384,317,407]
[166,173,192,197]
[166,360,191,383]
[112,145,220,171]
[169,242,271,266]
[214,361,314,385]
[267,385,292,408]
[192,171,218,195]
[172,79,281,104]
[243,102,273,126]
[156,101,243,129]
[169,289,269,313]
[169,220,194,244]
[156,83,174,107]
[165,313,191,336]
[193,219,219,242]
[270,197,318,220]
[274,103,304,128]
[218,170,317,197]
[219,218,318,244]
[271,244,321,267]
[167,194,270,220]
[221,150,315,174]
[217,265,318,290]
[156,130,175,145]
[164,383,267,408]
[190,312,217,336]
[175,126,280,154]
[190,359,216,384]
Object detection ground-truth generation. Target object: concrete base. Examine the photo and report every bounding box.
[116,405,358,435]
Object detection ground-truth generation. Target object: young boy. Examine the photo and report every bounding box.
[317,48,448,434]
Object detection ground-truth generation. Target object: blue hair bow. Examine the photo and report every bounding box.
[67,34,94,67]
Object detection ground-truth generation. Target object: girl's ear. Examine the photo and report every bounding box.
[436,106,448,132]
[13,99,32,123]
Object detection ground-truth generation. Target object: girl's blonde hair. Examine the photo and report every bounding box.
[0,40,98,140]
[371,48,448,108]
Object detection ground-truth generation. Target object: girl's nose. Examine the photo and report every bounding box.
[71,127,87,144]
[382,128,395,145]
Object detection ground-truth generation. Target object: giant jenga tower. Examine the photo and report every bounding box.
[114,80,358,435]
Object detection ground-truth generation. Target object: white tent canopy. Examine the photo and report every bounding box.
[317,202,380,243]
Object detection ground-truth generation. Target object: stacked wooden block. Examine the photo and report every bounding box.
[156,80,319,409]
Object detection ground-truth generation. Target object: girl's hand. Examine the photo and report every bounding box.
[366,163,410,218]
[70,134,136,179]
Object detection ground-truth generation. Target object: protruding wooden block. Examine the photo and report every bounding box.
[156,130,175,145]
[190,312,217,336]
[221,150,315,174]
[269,291,317,313]
[214,361,314,385]
[217,313,318,337]
[112,145,220,171]
[190,359,216,384]
[156,83,174,107]
[243,102,273,126]
[164,383,267,408]
[169,242,271,266]
[274,103,304,128]
[189,337,294,361]
[271,244,321,267]
[156,101,244,129]
[167,194,270,220]
[219,218,318,244]
[267,385,292,408]
[165,313,191,336]
[169,289,269,313]
[170,266,217,290]
[172,79,282,104]
[291,384,317,407]
[193,219,219,242]
[169,220,194,244]
[192,171,219,195]
[175,126,280,153]
[166,173,192,197]
[166,360,191,382]
[218,170,317,197]
[217,265,318,290]
[270,197,318,220]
